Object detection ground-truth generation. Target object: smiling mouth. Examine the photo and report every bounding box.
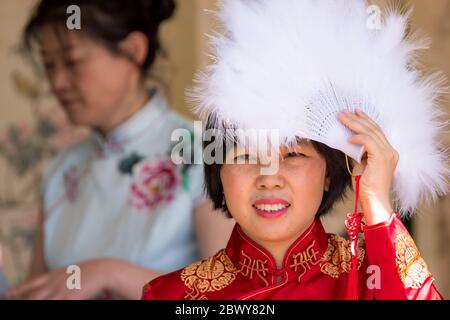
[252,203,291,212]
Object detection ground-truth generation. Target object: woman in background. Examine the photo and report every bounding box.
[6,0,234,299]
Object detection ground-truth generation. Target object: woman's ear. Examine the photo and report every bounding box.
[119,31,149,67]
[324,175,330,192]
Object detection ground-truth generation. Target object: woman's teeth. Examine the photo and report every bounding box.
[254,204,290,212]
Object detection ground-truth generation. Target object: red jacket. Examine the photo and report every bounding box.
[142,213,442,300]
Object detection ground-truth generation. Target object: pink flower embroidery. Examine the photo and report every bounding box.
[129,158,180,211]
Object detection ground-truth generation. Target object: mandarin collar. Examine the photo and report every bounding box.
[225,218,329,287]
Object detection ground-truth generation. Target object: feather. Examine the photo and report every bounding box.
[188,0,449,216]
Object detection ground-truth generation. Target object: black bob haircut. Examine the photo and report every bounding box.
[22,0,176,76]
[203,116,354,219]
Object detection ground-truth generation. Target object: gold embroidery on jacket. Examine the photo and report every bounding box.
[184,279,208,300]
[320,234,365,278]
[290,241,320,281]
[181,249,237,300]
[238,250,270,286]
[395,233,430,289]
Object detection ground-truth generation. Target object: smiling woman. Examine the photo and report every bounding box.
[143,109,443,300]
[220,140,329,266]
[142,0,446,300]
[204,127,349,221]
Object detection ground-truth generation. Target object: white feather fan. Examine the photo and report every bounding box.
[189,0,448,215]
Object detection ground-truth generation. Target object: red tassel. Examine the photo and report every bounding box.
[346,255,360,300]
[345,175,364,300]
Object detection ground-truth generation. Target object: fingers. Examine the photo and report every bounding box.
[339,109,399,165]
[347,133,385,157]
[354,108,381,131]
[6,274,49,298]
[354,108,391,148]
[6,276,66,300]
[338,110,388,149]
[22,286,56,300]
[339,110,393,163]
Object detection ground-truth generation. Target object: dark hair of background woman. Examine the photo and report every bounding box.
[23,0,176,76]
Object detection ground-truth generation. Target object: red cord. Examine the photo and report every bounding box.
[345,175,364,300]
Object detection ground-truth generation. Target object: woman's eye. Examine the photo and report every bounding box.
[43,62,55,72]
[64,59,80,68]
[234,154,250,161]
[233,154,257,162]
[284,152,305,158]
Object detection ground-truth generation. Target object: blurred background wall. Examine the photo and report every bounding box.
[407,0,450,298]
[0,0,449,297]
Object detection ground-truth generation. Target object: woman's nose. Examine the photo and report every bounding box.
[49,66,72,93]
[255,173,285,190]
